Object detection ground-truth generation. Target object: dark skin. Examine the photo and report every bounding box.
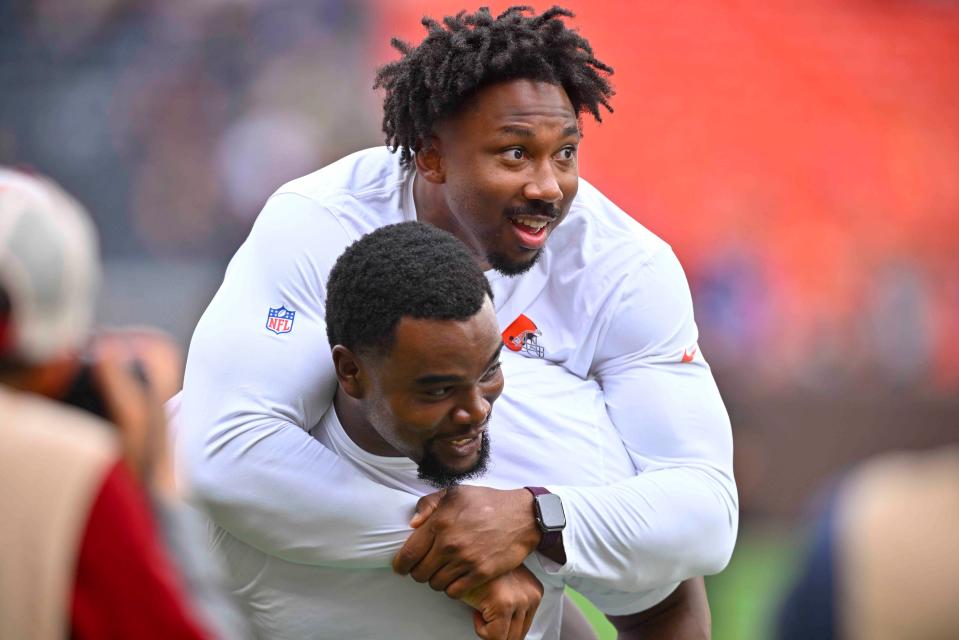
[394,79,711,638]
[413,80,578,274]
[332,297,504,472]
[402,492,711,640]
[332,299,543,640]
[607,577,711,639]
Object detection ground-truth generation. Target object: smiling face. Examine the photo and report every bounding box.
[417,80,581,275]
[346,296,504,487]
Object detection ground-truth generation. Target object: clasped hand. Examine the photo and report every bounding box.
[393,486,545,639]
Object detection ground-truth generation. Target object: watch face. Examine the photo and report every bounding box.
[536,493,566,531]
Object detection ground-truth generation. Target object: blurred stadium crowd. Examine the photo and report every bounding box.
[3,0,957,397]
[0,0,379,260]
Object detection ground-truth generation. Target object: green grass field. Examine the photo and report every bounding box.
[570,529,799,640]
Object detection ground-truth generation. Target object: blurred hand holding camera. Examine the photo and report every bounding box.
[85,329,183,498]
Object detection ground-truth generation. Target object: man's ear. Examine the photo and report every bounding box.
[331,345,366,399]
[415,137,445,184]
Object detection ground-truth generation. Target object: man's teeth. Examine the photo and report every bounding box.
[449,437,473,446]
[512,216,549,231]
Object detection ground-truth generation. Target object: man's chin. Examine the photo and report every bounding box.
[487,249,542,277]
[417,434,491,489]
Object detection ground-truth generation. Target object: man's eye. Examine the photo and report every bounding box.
[555,146,577,161]
[501,148,525,161]
[424,387,451,398]
[481,362,502,381]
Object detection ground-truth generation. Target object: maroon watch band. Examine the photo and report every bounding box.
[525,486,562,552]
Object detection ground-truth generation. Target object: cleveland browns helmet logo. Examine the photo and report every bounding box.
[502,314,545,358]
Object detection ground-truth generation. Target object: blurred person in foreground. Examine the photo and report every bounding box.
[0,168,212,639]
[777,446,959,640]
[176,6,735,638]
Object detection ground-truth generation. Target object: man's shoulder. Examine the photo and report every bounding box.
[256,146,412,238]
[275,146,407,207]
[548,178,673,282]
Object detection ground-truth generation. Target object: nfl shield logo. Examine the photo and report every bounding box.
[266,306,296,335]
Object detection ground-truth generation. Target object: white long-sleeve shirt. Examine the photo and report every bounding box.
[176,146,738,616]
[212,395,631,639]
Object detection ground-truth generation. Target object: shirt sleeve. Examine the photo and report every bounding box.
[71,461,211,640]
[177,192,418,568]
[545,246,739,602]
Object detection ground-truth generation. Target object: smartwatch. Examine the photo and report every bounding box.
[525,487,566,552]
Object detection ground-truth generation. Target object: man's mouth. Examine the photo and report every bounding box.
[507,211,555,249]
[441,425,486,445]
[435,430,484,458]
[433,422,487,455]
[510,215,550,233]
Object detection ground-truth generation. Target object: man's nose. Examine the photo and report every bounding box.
[451,387,491,426]
[522,160,563,204]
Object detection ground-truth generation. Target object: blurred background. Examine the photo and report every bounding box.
[2,0,957,637]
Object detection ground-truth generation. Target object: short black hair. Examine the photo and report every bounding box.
[374,5,614,165]
[326,222,493,354]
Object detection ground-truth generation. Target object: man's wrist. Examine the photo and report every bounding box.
[524,487,566,556]
[510,488,543,554]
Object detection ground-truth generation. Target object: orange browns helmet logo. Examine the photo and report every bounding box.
[502,314,545,358]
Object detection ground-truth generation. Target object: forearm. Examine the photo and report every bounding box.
[178,409,417,567]
[547,464,737,593]
[195,438,416,566]
[176,340,418,569]
[575,244,738,593]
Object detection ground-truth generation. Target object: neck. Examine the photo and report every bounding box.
[412,172,453,233]
[332,388,403,457]
[412,173,491,271]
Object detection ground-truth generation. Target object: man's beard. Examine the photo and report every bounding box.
[486,248,543,277]
[486,201,555,276]
[417,432,491,489]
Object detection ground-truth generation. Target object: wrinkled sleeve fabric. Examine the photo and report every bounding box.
[177,193,417,568]
[546,246,738,605]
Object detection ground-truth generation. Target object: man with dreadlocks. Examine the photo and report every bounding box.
[176,6,736,638]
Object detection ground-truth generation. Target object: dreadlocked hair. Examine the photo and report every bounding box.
[373,5,614,165]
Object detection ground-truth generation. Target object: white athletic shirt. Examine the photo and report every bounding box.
[214,403,584,639]
[176,146,738,618]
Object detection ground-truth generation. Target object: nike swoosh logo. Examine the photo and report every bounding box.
[681,347,697,363]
